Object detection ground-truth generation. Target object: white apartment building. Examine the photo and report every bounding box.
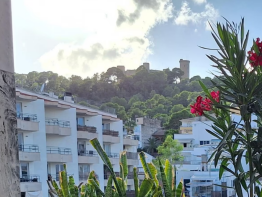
[174,115,257,197]
[16,88,139,197]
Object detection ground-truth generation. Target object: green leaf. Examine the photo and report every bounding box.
[159,159,171,197]
[105,175,113,197]
[139,152,153,179]
[60,171,70,197]
[148,162,159,186]
[138,179,154,197]
[90,138,123,196]
[176,180,183,197]
[120,151,128,179]
[88,179,105,196]
[133,168,139,197]
[164,160,172,190]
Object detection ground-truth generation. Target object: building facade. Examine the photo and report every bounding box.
[174,115,257,197]
[133,117,162,148]
[16,88,139,196]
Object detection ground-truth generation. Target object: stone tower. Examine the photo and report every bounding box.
[179,59,190,80]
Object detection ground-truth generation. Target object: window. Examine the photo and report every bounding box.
[103,144,111,154]
[77,117,84,126]
[16,102,22,117]
[133,135,139,140]
[183,143,187,148]
[79,164,90,180]
[56,164,64,181]
[78,141,86,155]
[200,141,210,145]
[20,163,29,178]
[18,133,23,146]
[102,123,110,130]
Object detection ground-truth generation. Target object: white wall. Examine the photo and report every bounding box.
[20,99,49,197]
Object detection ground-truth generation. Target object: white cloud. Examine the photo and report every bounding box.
[174,1,219,30]
[24,0,173,77]
[193,0,207,4]
[194,28,198,33]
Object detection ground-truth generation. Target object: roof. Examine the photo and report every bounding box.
[16,88,119,120]
[152,129,165,136]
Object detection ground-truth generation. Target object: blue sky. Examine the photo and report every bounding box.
[12,0,262,78]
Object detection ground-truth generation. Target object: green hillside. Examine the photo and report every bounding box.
[15,66,215,131]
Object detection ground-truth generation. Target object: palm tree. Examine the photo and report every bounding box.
[124,118,136,135]
[0,1,20,195]
[144,137,160,155]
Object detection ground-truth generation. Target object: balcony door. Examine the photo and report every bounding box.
[103,144,111,155]
[56,164,64,181]
[77,117,85,126]
[16,102,22,118]
[78,141,86,155]
[78,164,90,180]
[20,163,29,178]
[102,123,110,131]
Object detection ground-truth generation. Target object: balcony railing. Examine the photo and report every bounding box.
[79,174,99,181]
[78,150,98,157]
[124,135,139,140]
[104,172,120,179]
[77,125,97,133]
[17,113,37,122]
[46,118,70,127]
[46,146,72,155]
[20,175,40,182]
[48,174,74,181]
[126,152,138,160]
[106,152,119,158]
[19,144,39,152]
[103,130,119,137]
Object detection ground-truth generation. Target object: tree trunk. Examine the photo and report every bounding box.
[0,0,20,196]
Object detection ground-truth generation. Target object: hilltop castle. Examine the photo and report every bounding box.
[117,59,190,79]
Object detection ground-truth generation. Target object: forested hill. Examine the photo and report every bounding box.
[15,66,215,131]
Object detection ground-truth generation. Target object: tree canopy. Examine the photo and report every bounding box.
[15,66,216,129]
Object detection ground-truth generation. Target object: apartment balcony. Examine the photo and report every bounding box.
[19,144,40,162]
[106,152,119,165]
[20,175,42,192]
[48,173,74,182]
[46,118,71,136]
[123,135,139,146]
[77,125,98,140]
[104,173,134,186]
[78,150,99,164]
[46,146,72,163]
[103,130,120,143]
[79,174,99,182]
[179,126,192,134]
[17,113,39,132]
[126,152,139,166]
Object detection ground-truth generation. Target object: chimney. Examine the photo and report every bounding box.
[49,92,58,99]
[64,92,74,103]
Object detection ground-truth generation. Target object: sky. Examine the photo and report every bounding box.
[11,0,262,79]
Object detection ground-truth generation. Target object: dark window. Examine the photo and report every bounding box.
[200,141,203,145]
[183,143,187,147]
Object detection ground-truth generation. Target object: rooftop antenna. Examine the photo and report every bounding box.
[40,79,49,92]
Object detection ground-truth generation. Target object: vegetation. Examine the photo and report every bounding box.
[15,67,215,130]
[190,18,262,197]
[156,135,184,164]
[47,138,184,197]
